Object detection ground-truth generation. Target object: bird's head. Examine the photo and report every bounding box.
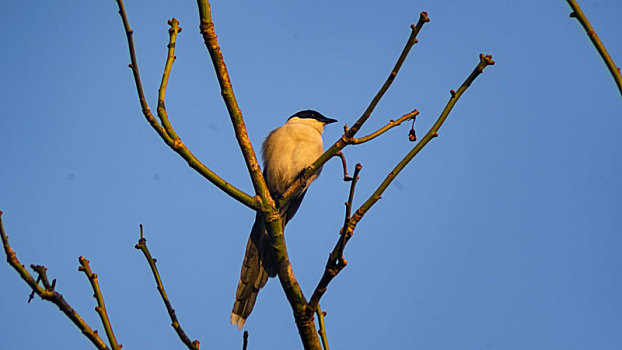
[287,110,337,133]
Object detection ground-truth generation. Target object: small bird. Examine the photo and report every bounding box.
[231,110,337,329]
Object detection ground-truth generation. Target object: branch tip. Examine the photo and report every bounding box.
[420,11,430,22]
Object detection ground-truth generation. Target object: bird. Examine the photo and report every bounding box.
[231,110,337,329]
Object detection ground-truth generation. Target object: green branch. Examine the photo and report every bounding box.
[113,0,260,211]
[345,110,419,145]
[565,0,622,96]
[157,18,182,141]
[79,257,121,350]
[0,212,111,350]
[195,0,274,209]
[316,304,330,350]
[135,225,200,350]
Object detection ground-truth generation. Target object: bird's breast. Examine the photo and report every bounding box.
[262,124,324,196]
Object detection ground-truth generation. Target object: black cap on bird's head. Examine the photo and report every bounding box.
[289,110,337,125]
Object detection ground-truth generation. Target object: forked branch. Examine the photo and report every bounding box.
[114,0,259,211]
[0,212,111,350]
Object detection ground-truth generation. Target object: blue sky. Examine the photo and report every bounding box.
[1,1,621,349]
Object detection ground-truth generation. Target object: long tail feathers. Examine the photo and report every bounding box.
[231,213,273,329]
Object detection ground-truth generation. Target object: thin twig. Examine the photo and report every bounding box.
[157,18,182,141]
[306,164,362,316]
[113,0,259,210]
[242,331,249,350]
[0,212,110,350]
[135,225,200,350]
[279,12,429,208]
[347,54,496,235]
[31,265,52,289]
[565,0,622,96]
[316,304,330,350]
[335,151,352,181]
[345,110,419,145]
[78,257,120,350]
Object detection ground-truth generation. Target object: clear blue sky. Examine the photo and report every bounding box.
[1,1,621,349]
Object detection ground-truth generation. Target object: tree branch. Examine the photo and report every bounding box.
[344,110,419,145]
[135,225,200,350]
[195,0,274,208]
[306,164,362,316]
[113,0,260,211]
[565,0,622,96]
[316,304,330,350]
[78,257,121,350]
[157,18,182,141]
[279,12,430,208]
[0,211,111,350]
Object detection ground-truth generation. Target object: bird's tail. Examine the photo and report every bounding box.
[231,213,277,329]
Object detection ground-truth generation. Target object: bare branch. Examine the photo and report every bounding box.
[78,257,121,350]
[565,0,622,96]
[306,164,362,316]
[335,151,352,181]
[135,225,200,350]
[344,110,419,145]
[28,264,56,303]
[113,0,260,211]
[195,0,274,208]
[0,211,111,350]
[316,304,330,350]
[157,18,182,141]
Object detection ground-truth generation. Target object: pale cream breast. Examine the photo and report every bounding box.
[262,118,325,196]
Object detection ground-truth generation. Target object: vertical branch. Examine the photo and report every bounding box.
[306,164,362,316]
[0,212,111,350]
[316,304,330,350]
[135,225,200,350]
[157,18,182,140]
[242,331,249,350]
[565,0,622,96]
[264,215,322,349]
[79,257,120,350]
[195,0,273,207]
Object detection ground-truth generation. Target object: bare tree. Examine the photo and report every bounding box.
[2,0,504,349]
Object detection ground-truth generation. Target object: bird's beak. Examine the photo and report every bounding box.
[322,117,338,125]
